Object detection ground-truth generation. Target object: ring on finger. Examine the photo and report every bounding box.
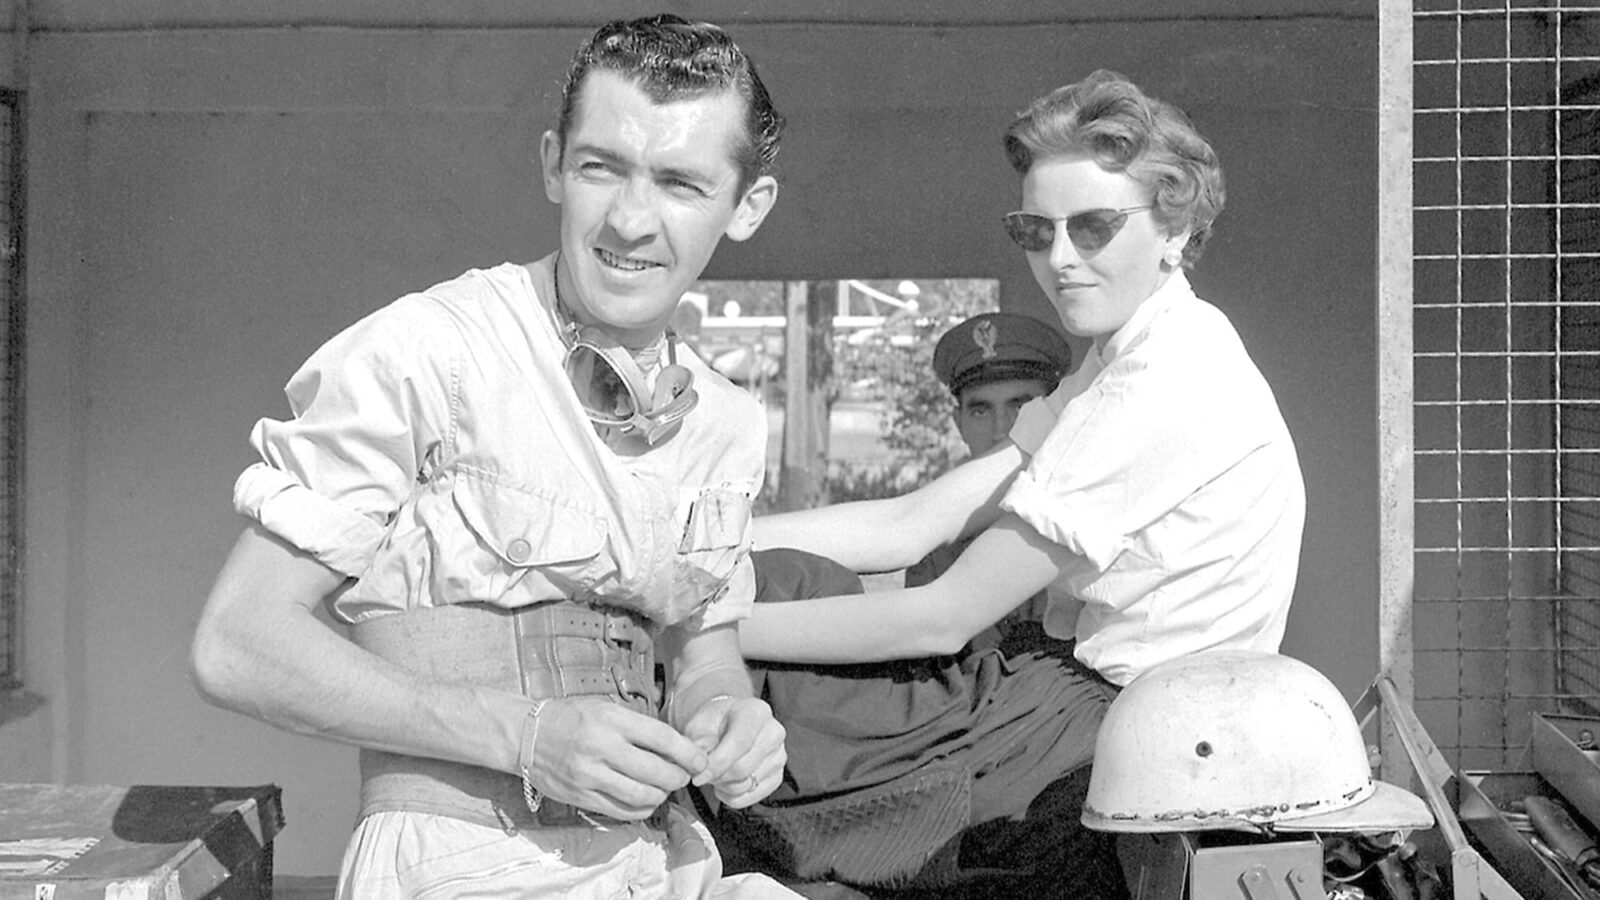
[743,773,760,793]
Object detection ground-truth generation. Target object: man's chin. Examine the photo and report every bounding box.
[578,300,676,342]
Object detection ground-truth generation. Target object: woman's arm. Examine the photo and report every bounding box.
[739,512,1075,662]
[754,442,1027,573]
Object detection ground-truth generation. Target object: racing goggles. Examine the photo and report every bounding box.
[565,327,699,446]
[1002,206,1152,254]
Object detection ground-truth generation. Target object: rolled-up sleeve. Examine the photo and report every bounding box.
[1010,390,1066,457]
[236,295,456,577]
[234,462,388,577]
[692,552,757,630]
[1001,355,1263,577]
[678,470,764,631]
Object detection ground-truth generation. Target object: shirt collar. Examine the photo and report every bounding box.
[1093,271,1196,365]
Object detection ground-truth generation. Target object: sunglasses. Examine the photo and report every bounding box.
[1002,206,1152,254]
[565,328,699,446]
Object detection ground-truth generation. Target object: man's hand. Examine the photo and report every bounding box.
[680,695,787,807]
[524,697,711,821]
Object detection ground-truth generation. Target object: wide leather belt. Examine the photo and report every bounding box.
[352,600,658,705]
[351,600,667,831]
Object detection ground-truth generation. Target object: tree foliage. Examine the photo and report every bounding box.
[731,278,998,512]
[825,280,997,502]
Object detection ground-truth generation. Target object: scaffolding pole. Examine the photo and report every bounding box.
[1377,0,1417,788]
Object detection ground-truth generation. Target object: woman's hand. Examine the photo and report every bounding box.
[753,442,1026,573]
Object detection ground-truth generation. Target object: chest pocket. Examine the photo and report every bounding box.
[440,472,606,604]
[675,485,753,604]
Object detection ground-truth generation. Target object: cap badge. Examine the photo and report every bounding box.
[974,320,999,359]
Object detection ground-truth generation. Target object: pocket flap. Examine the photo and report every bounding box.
[454,476,605,567]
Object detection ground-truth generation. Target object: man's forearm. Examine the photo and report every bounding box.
[661,623,755,731]
[192,526,528,776]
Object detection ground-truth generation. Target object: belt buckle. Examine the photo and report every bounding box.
[645,802,669,830]
[534,799,586,828]
[535,798,669,831]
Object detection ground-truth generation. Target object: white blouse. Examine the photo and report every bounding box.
[1003,273,1305,686]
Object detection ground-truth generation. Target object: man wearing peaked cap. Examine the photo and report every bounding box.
[909,313,1074,639]
[702,313,1123,896]
[932,312,1074,460]
[935,311,1074,396]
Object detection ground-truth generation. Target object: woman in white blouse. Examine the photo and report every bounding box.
[742,69,1306,690]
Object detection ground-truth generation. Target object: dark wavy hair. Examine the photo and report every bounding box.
[557,14,785,194]
[1003,70,1224,269]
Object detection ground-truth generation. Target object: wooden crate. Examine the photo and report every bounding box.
[0,784,283,900]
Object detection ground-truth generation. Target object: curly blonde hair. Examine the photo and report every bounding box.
[1003,70,1224,269]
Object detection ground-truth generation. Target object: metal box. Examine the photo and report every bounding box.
[1116,831,1322,900]
[1457,770,1599,900]
[1452,715,1600,900]
[1525,713,1600,829]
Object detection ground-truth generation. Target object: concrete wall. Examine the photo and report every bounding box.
[1,3,1380,875]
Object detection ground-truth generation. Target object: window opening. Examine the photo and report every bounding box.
[687,277,999,515]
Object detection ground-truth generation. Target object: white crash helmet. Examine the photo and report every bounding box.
[1082,649,1433,834]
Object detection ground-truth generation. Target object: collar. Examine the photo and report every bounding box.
[1093,271,1195,366]
[549,251,667,371]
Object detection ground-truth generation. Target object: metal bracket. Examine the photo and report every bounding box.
[1353,675,1528,900]
[1237,861,1324,900]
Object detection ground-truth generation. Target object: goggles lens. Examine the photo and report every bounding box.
[564,336,699,445]
[1002,206,1151,254]
[566,343,639,425]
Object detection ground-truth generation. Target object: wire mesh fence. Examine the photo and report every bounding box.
[1412,0,1600,769]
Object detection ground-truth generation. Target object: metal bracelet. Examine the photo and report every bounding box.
[519,699,549,814]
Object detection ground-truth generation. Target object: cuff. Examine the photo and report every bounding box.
[1009,395,1056,455]
[233,462,389,578]
[682,554,757,632]
[1001,468,1123,573]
